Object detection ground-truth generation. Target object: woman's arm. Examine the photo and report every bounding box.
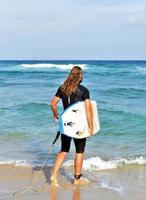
[84,99,93,136]
[51,96,61,122]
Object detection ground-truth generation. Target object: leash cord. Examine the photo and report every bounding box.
[12,131,60,197]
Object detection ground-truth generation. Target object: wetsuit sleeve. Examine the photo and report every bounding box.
[82,87,90,100]
[55,87,62,99]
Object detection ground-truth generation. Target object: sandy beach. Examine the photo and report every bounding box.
[0,164,146,200]
[0,60,146,200]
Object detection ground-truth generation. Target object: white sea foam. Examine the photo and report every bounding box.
[63,156,146,171]
[1,156,146,169]
[136,67,146,74]
[117,156,146,165]
[19,63,87,70]
[0,158,31,167]
[98,180,124,194]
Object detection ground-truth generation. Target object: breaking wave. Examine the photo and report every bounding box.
[1,156,146,170]
[19,63,87,70]
[64,156,146,171]
[136,67,146,74]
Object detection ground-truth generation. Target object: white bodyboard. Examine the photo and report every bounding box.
[59,100,100,139]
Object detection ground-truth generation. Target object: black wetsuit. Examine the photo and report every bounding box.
[55,84,90,153]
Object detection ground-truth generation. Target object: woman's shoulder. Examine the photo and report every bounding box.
[79,84,87,89]
[56,85,66,96]
[79,84,89,90]
[57,84,63,91]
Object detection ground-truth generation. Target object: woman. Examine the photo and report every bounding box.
[50,66,93,186]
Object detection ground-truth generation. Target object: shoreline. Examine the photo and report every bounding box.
[0,164,146,200]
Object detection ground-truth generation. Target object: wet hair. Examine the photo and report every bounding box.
[61,66,83,96]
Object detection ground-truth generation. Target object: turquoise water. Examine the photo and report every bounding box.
[0,60,146,168]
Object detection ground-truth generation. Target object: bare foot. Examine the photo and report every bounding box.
[50,176,59,187]
[73,178,80,185]
[74,177,89,186]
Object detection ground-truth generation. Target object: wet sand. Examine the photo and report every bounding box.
[0,164,146,200]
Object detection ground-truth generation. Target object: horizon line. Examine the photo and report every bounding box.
[0,59,146,61]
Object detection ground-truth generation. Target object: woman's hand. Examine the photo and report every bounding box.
[84,99,93,137]
[54,113,59,122]
[51,96,60,122]
[88,127,93,137]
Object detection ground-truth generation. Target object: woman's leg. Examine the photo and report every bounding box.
[73,138,86,184]
[50,134,71,185]
[50,151,68,185]
[74,153,84,175]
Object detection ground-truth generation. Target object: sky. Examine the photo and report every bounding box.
[0,0,145,60]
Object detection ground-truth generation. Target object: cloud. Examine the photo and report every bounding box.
[0,13,54,22]
[0,1,145,27]
[0,0,55,22]
[124,15,145,27]
[0,0,145,59]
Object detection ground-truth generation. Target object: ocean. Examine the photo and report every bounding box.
[0,60,146,196]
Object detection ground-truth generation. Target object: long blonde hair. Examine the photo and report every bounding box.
[61,66,83,96]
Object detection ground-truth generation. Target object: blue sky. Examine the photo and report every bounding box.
[0,0,145,60]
